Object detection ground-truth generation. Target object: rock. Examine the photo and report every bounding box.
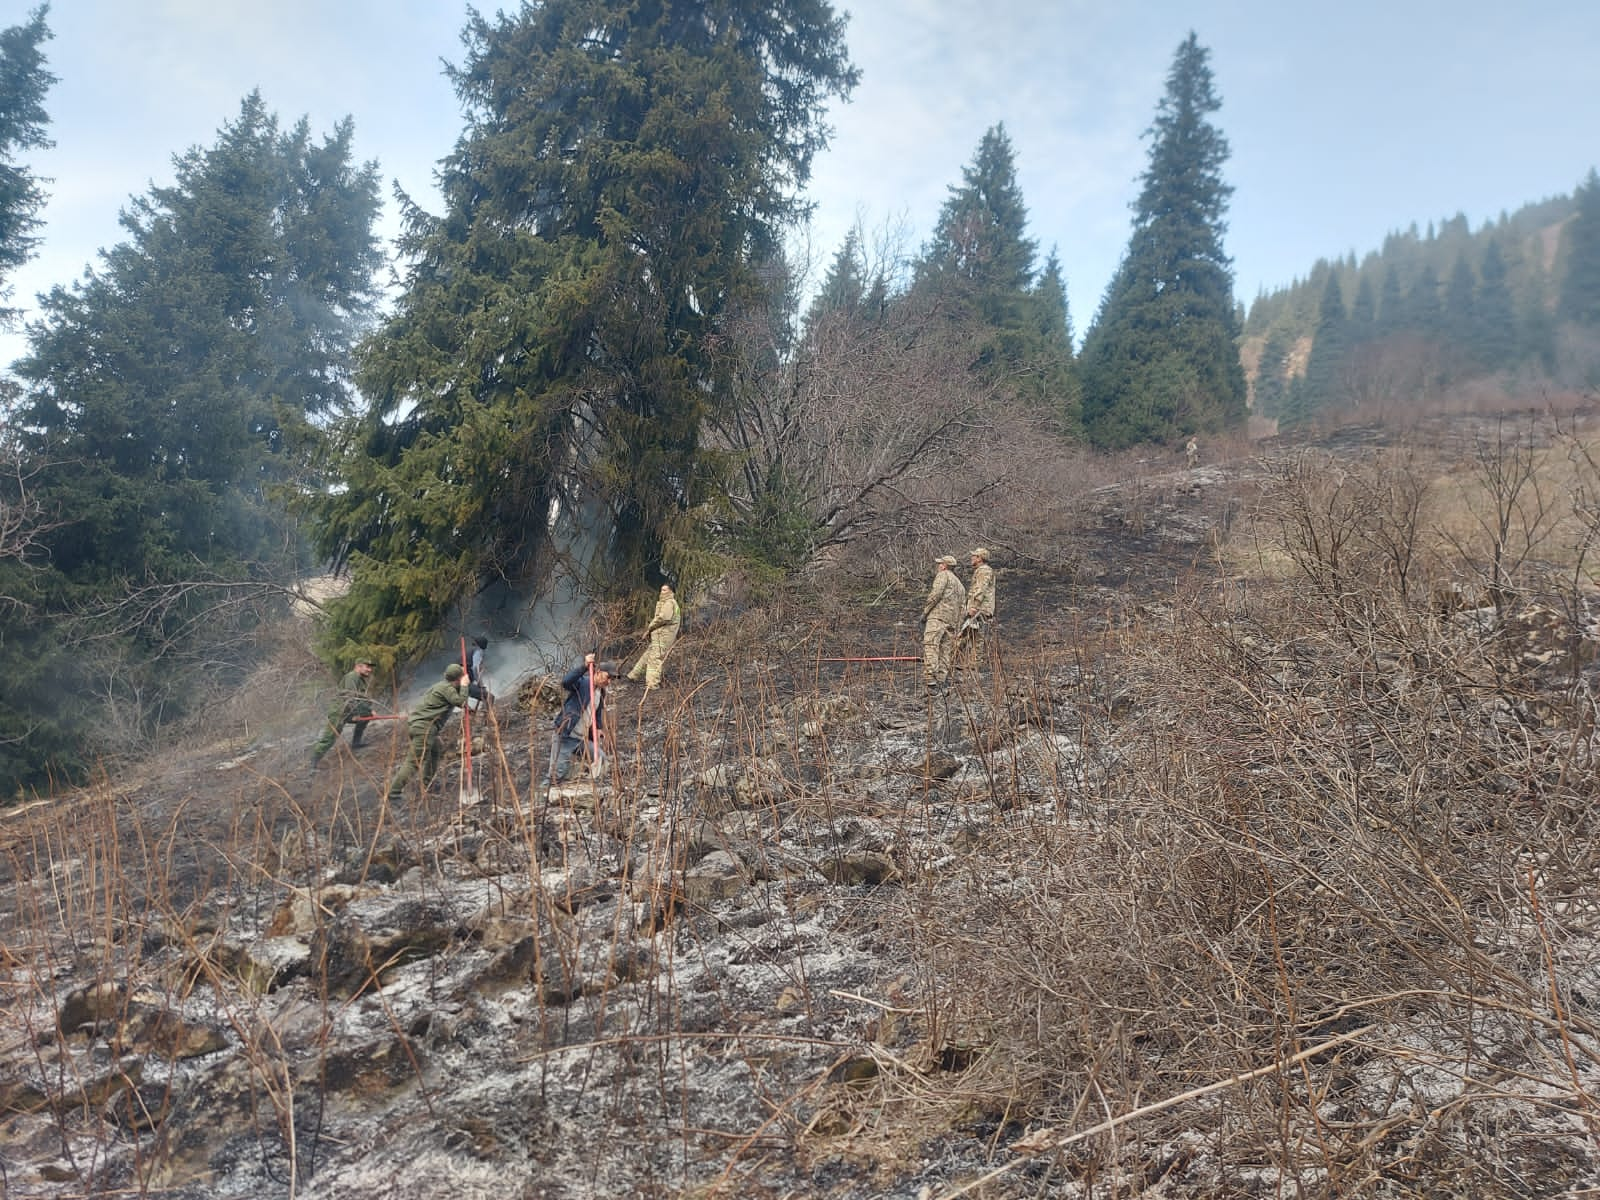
[1,1075,51,1114]
[125,1009,229,1060]
[264,881,376,937]
[316,1033,421,1097]
[816,851,902,887]
[681,850,748,904]
[308,916,374,998]
[56,981,126,1034]
[198,936,308,995]
[106,1080,173,1131]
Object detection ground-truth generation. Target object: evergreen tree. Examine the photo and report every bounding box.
[1404,263,1443,338]
[1349,274,1376,330]
[1559,168,1600,326]
[1252,324,1293,420]
[3,94,381,794]
[0,4,53,320]
[915,123,1036,314]
[805,225,868,329]
[1476,237,1517,367]
[1297,271,1348,421]
[1079,33,1245,447]
[316,0,856,659]
[1027,248,1081,431]
[1376,262,1405,334]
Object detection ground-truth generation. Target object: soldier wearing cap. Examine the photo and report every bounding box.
[921,554,966,691]
[311,659,374,767]
[385,663,469,802]
[963,548,996,659]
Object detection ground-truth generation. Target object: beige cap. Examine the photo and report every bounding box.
[969,548,989,561]
[937,554,958,567]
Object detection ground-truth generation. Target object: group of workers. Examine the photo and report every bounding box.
[920,547,997,692]
[307,586,684,802]
[310,546,1004,802]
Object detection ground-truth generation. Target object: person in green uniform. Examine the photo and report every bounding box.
[385,663,468,802]
[310,660,374,766]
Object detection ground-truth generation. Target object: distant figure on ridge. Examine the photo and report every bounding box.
[385,663,468,803]
[627,584,682,691]
[1185,435,1199,469]
[310,659,374,767]
[921,554,966,693]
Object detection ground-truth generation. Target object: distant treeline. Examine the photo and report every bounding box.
[1243,176,1600,425]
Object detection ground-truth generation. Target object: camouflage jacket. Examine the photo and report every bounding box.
[967,563,995,618]
[922,570,966,627]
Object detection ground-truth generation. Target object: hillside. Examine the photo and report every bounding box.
[7,410,1600,1198]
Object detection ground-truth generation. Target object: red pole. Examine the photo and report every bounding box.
[460,636,473,793]
[588,657,599,778]
[819,656,922,663]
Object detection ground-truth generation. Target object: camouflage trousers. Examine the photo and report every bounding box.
[922,619,956,687]
[627,630,678,688]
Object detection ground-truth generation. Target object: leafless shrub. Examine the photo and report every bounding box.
[887,437,1600,1196]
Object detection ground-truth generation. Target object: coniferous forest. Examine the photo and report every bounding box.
[4,3,1600,797]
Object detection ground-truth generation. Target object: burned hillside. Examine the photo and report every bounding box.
[7,413,1600,1199]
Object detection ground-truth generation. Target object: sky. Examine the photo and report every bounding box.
[3,0,1599,371]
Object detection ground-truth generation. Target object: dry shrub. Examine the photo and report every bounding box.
[892,436,1600,1197]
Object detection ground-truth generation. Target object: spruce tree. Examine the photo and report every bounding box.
[1251,324,1293,420]
[915,123,1036,315]
[4,94,381,795]
[1297,271,1348,422]
[1027,249,1081,432]
[1377,262,1405,335]
[0,4,53,320]
[1476,238,1517,367]
[317,0,856,658]
[1444,253,1477,362]
[1079,33,1244,447]
[1559,168,1600,326]
[805,226,868,329]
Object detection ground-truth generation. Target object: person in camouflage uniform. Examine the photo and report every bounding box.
[627,584,681,690]
[962,548,996,660]
[310,660,374,766]
[385,663,468,802]
[921,554,966,691]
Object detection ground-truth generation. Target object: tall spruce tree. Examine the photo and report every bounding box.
[1476,237,1516,366]
[1030,249,1082,431]
[909,125,1078,428]
[0,4,53,321]
[1559,168,1600,326]
[805,225,869,329]
[915,124,1036,312]
[1079,33,1244,447]
[3,94,381,795]
[1297,271,1348,421]
[316,0,856,659]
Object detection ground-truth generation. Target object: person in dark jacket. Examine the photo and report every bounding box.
[548,654,616,785]
[310,660,374,766]
[466,635,491,708]
[385,663,468,801]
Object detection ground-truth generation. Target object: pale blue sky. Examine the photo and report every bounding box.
[3,0,1598,368]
